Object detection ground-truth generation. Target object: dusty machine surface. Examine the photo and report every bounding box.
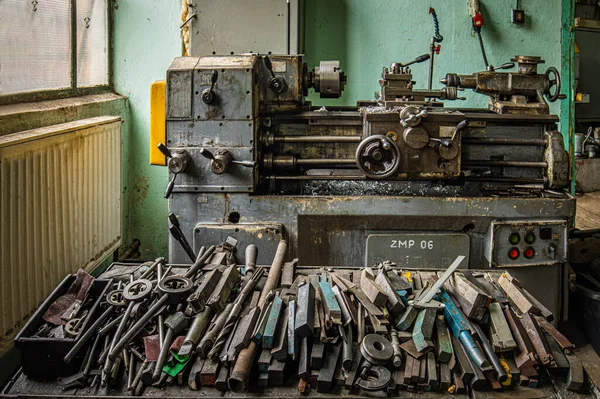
[160,53,573,320]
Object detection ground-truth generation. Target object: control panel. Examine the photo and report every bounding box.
[485,220,567,267]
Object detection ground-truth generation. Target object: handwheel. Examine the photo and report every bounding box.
[544,67,562,103]
[355,135,401,180]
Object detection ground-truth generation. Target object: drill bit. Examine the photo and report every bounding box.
[207,268,265,360]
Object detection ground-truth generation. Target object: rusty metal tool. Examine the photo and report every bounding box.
[448,273,491,320]
[281,259,296,288]
[489,302,517,352]
[472,322,508,383]
[439,362,451,391]
[503,307,538,376]
[319,280,342,325]
[231,307,260,353]
[178,307,213,359]
[295,280,315,338]
[287,299,298,359]
[208,267,265,359]
[331,285,352,326]
[396,305,419,331]
[413,308,437,352]
[271,307,289,361]
[350,285,384,318]
[215,365,229,391]
[186,268,222,314]
[206,264,239,314]
[243,244,258,276]
[360,269,387,307]
[375,269,406,316]
[497,274,541,315]
[263,295,284,349]
[311,340,326,370]
[168,213,196,262]
[439,289,489,369]
[566,353,584,392]
[253,301,273,342]
[257,348,273,373]
[520,312,555,367]
[228,239,287,392]
[152,311,188,381]
[298,337,310,380]
[434,315,452,363]
[199,359,220,386]
[198,303,234,358]
[345,344,362,389]
[341,323,354,369]
[268,358,286,386]
[390,329,403,368]
[426,352,438,391]
[317,343,342,393]
[534,315,574,351]
[451,334,487,390]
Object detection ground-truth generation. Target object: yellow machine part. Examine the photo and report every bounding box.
[149,80,166,166]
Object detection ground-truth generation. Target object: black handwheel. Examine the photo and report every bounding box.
[355,135,401,180]
[544,67,561,103]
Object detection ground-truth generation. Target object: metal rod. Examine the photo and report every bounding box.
[273,136,362,143]
[463,160,547,168]
[185,245,217,278]
[428,37,435,90]
[266,175,366,181]
[296,158,356,166]
[463,138,546,146]
[108,295,170,361]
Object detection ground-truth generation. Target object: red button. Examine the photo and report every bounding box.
[508,248,520,260]
[524,247,535,259]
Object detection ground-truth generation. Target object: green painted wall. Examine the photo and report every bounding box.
[112,0,568,257]
[305,0,563,117]
[112,0,182,258]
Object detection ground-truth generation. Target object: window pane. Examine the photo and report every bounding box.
[0,0,72,95]
[77,0,108,87]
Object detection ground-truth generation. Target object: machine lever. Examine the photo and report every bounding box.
[232,160,256,168]
[164,174,177,198]
[495,62,515,70]
[158,143,172,158]
[199,148,215,160]
[263,55,286,93]
[159,142,191,198]
[202,70,219,104]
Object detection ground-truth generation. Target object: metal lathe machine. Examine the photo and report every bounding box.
[159,52,573,320]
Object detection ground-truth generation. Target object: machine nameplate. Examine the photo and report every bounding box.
[365,233,470,268]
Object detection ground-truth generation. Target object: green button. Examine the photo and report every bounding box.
[509,233,520,245]
[525,232,535,244]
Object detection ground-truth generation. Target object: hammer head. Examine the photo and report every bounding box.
[164,311,188,334]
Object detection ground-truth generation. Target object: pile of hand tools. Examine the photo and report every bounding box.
[16,241,587,396]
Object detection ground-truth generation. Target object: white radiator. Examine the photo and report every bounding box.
[0,116,122,354]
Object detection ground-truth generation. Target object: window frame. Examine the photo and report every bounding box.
[0,0,112,106]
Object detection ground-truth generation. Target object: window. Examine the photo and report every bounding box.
[0,0,109,99]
